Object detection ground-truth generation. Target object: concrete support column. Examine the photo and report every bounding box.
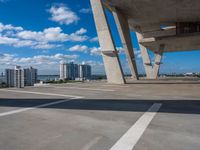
[112,8,139,80]
[152,45,164,79]
[136,32,154,78]
[90,0,125,84]
[136,33,164,79]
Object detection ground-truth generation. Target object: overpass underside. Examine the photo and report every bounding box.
[90,0,200,84]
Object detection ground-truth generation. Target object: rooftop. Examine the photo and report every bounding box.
[0,80,200,150]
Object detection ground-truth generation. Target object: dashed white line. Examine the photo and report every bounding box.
[110,103,162,150]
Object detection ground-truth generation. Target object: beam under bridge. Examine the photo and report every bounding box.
[90,0,200,84]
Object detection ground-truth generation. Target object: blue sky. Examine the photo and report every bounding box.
[0,0,199,75]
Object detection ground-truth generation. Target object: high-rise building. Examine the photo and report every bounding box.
[60,63,66,80]
[24,67,37,86]
[60,62,91,80]
[5,69,15,87]
[5,66,37,88]
[67,62,78,80]
[60,62,79,80]
[14,66,24,88]
[0,72,6,84]
[78,64,92,80]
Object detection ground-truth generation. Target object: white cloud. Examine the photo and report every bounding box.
[0,36,19,45]
[134,48,142,58]
[0,35,62,49]
[0,36,35,48]
[43,27,68,42]
[90,47,101,56]
[69,45,89,52]
[17,30,43,41]
[68,45,101,55]
[137,53,142,58]
[111,46,142,59]
[90,36,99,42]
[17,27,88,42]
[0,23,23,32]
[33,43,62,49]
[0,36,38,48]
[79,8,91,13]
[81,60,105,74]
[17,27,66,42]
[0,54,15,65]
[48,4,79,25]
[67,32,88,42]
[0,53,79,67]
[0,22,88,49]
[116,47,124,54]
[75,28,87,35]
[13,40,36,47]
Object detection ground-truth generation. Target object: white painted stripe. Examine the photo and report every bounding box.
[0,97,79,117]
[82,136,102,150]
[101,84,130,88]
[51,86,115,92]
[0,89,83,99]
[110,103,162,150]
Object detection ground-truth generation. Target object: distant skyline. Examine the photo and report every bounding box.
[0,0,199,75]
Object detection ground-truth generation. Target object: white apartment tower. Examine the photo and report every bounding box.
[60,63,91,80]
[6,66,37,88]
[60,62,78,80]
[5,69,15,87]
[60,63,66,80]
[24,67,37,86]
[14,66,24,88]
[78,64,92,80]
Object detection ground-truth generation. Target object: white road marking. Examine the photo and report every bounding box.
[50,86,115,92]
[0,89,84,117]
[82,136,102,150]
[101,84,130,88]
[0,97,79,117]
[110,103,162,150]
[0,89,83,99]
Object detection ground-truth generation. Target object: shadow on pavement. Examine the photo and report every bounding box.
[0,98,200,114]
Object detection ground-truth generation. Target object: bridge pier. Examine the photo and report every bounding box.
[152,45,164,79]
[90,0,165,82]
[90,0,125,84]
[112,8,139,80]
[136,33,164,79]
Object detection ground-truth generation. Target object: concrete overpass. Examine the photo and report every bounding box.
[90,0,200,84]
